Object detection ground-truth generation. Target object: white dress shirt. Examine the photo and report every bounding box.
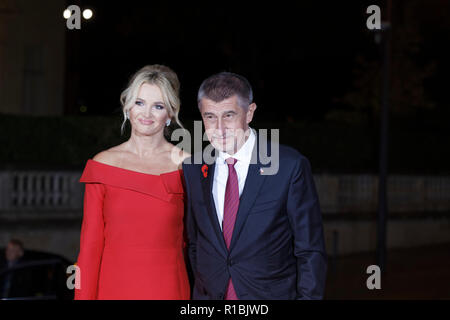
[212,128,256,230]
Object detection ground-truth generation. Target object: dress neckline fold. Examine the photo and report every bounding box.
[89,159,182,177]
[79,159,184,202]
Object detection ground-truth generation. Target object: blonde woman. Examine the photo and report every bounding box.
[75,65,190,300]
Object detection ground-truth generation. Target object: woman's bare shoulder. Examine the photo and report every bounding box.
[169,145,191,169]
[93,144,127,166]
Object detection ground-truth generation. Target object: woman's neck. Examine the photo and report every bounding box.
[126,130,169,158]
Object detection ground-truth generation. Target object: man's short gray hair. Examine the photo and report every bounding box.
[197,72,253,110]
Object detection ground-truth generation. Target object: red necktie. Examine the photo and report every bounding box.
[223,157,239,300]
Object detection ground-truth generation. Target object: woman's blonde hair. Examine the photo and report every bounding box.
[120,65,183,135]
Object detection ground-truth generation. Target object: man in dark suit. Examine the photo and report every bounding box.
[0,239,33,299]
[182,72,327,300]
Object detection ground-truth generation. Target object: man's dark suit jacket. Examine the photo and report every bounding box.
[0,256,34,298]
[182,140,327,300]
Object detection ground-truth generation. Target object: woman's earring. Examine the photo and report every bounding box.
[125,111,129,120]
[166,119,171,127]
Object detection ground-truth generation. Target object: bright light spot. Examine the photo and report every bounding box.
[83,9,93,20]
[63,9,71,19]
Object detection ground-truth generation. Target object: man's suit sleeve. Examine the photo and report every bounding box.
[286,155,328,300]
[183,164,197,280]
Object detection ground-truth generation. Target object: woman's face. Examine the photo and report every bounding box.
[129,83,170,137]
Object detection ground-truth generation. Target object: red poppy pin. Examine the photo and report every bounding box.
[201,164,208,178]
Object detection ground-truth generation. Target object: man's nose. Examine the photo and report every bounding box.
[216,118,226,136]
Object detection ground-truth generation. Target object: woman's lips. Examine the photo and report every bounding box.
[139,119,154,125]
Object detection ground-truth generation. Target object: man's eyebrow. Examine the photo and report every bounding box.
[203,110,236,117]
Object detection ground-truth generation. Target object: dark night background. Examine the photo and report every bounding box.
[66,0,449,122]
[2,0,449,174]
[1,0,450,300]
[68,1,372,120]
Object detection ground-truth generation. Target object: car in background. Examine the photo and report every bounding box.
[0,248,74,300]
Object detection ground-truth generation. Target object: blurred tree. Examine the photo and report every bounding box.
[332,0,438,125]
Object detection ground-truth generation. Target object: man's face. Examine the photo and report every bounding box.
[200,95,256,154]
[6,243,23,262]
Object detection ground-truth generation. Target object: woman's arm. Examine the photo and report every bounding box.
[74,183,106,300]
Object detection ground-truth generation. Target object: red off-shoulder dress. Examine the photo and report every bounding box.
[74,159,190,300]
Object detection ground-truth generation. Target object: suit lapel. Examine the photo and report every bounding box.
[200,157,228,253]
[229,139,267,251]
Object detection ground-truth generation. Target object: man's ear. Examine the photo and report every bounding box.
[246,103,257,124]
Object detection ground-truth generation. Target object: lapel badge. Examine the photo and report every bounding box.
[202,164,208,178]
